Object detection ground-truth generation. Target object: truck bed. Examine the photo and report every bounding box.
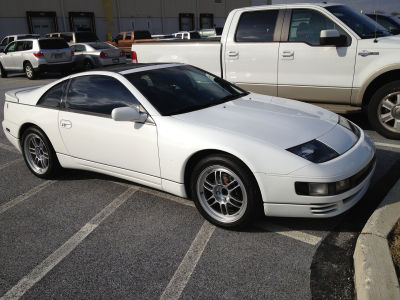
[132,39,222,77]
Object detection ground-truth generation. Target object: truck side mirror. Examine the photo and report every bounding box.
[320,29,347,47]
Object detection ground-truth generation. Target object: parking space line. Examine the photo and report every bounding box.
[0,180,55,215]
[0,142,19,154]
[111,181,195,207]
[0,187,138,300]
[0,158,23,171]
[256,221,322,246]
[374,142,400,150]
[160,221,215,300]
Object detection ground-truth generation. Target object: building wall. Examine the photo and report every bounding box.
[0,0,269,41]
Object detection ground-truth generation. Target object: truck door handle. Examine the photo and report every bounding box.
[282,51,294,58]
[60,120,72,129]
[228,51,239,57]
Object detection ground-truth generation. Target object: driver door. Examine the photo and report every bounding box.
[277,8,357,103]
[58,74,161,185]
[2,42,17,69]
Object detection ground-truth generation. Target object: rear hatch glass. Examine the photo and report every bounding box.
[39,39,69,49]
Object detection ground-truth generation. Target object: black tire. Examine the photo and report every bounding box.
[83,59,94,70]
[24,62,37,80]
[0,63,7,78]
[190,154,262,229]
[367,80,400,140]
[21,127,60,179]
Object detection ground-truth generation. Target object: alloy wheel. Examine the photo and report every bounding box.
[24,133,50,174]
[378,91,400,133]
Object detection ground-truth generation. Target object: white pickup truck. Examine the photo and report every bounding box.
[132,3,400,139]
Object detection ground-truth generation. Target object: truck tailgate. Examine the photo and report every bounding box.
[132,41,222,76]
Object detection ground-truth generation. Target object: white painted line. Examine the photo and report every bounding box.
[0,142,19,154]
[0,158,23,171]
[160,221,215,300]
[374,142,400,150]
[0,187,138,300]
[257,221,322,246]
[0,180,55,215]
[111,180,195,207]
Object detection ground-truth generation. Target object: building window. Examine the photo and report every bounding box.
[200,14,214,29]
[26,11,58,35]
[179,13,194,31]
[69,12,96,32]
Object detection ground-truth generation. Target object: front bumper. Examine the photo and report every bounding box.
[256,130,376,218]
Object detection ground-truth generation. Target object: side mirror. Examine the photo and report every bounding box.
[111,106,147,122]
[320,29,347,47]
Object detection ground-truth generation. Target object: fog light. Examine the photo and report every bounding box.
[309,183,329,196]
[336,179,350,194]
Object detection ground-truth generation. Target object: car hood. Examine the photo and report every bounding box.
[172,93,339,149]
[360,35,400,49]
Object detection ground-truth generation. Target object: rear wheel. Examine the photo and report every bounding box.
[190,154,262,229]
[21,127,60,178]
[0,63,7,78]
[83,59,93,70]
[367,80,400,140]
[24,62,37,80]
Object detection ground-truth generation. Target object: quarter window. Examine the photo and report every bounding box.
[289,9,338,45]
[66,75,140,115]
[235,10,279,42]
[37,80,67,108]
[23,41,33,50]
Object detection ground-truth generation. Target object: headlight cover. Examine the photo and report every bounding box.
[287,139,339,163]
[338,116,360,137]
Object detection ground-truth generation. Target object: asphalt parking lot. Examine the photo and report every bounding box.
[1,71,400,300]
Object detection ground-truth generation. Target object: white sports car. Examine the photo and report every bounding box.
[2,63,376,228]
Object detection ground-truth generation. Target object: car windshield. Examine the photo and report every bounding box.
[124,65,249,116]
[89,42,114,50]
[75,32,99,43]
[326,5,391,39]
[39,39,69,49]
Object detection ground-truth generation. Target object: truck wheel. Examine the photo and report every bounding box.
[368,80,400,140]
[24,62,37,80]
[0,63,7,78]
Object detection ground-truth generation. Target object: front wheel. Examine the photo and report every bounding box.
[190,154,261,229]
[367,80,400,140]
[22,127,60,178]
[24,62,37,80]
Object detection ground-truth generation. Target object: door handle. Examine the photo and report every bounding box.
[358,50,379,57]
[228,50,239,57]
[282,51,294,58]
[60,119,72,129]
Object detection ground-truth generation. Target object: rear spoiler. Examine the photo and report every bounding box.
[5,86,42,103]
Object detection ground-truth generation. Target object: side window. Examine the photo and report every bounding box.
[23,41,33,51]
[15,41,24,52]
[66,75,140,115]
[37,80,67,108]
[289,9,338,45]
[1,38,8,46]
[125,32,131,40]
[73,45,85,52]
[115,34,123,41]
[8,37,14,43]
[235,10,279,42]
[5,42,16,52]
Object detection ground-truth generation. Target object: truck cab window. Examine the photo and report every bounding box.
[235,10,279,42]
[289,9,337,45]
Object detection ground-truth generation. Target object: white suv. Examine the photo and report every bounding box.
[0,38,74,79]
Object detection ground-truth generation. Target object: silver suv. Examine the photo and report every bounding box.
[0,38,74,79]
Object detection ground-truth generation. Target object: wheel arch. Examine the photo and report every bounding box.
[361,68,400,107]
[183,149,262,200]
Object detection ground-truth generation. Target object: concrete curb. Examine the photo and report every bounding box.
[354,178,400,300]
